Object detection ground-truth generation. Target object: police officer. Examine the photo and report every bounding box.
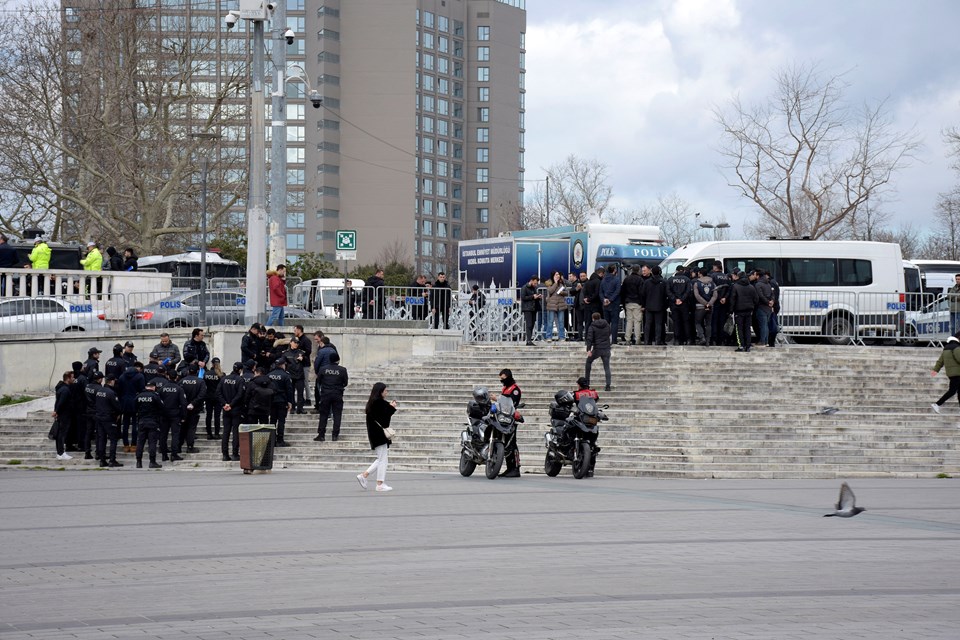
[709,261,732,346]
[495,368,522,478]
[204,358,223,439]
[218,362,246,462]
[667,265,693,345]
[69,361,88,452]
[315,352,348,442]
[83,371,103,459]
[182,328,209,368]
[155,369,187,461]
[135,381,164,469]
[104,344,126,379]
[83,347,102,378]
[267,359,294,447]
[282,338,307,414]
[572,377,601,477]
[179,363,206,453]
[95,375,123,467]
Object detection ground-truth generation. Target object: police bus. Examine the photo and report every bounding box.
[137,250,243,290]
[659,240,921,344]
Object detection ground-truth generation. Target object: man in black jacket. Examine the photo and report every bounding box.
[218,362,246,461]
[520,274,542,346]
[53,371,75,460]
[83,347,102,378]
[68,361,88,452]
[135,381,164,469]
[729,270,759,352]
[364,268,385,319]
[409,274,428,321]
[156,371,187,461]
[752,270,774,348]
[580,268,604,341]
[82,371,103,459]
[282,338,307,413]
[104,344,126,379]
[268,359,294,446]
[315,352,348,442]
[94,375,123,467]
[667,266,693,345]
[182,328,209,368]
[179,364,206,453]
[640,266,669,345]
[709,262,732,346]
[621,266,644,345]
[585,312,613,391]
[240,323,262,364]
[431,272,453,330]
[246,368,275,424]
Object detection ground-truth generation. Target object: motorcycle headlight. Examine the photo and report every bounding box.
[498,415,512,425]
[544,432,553,447]
[461,431,471,444]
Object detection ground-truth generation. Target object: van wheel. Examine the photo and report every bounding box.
[900,325,919,347]
[824,314,854,345]
[166,319,188,328]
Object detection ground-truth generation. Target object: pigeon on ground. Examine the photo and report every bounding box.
[823,482,865,518]
[816,407,840,415]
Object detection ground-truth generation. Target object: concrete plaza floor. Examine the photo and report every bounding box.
[1,469,959,640]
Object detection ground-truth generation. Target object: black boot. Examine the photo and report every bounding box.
[222,454,231,461]
[499,467,521,478]
[136,459,143,469]
[84,452,94,460]
[108,459,124,468]
[206,432,217,440]
[99,459,108,468]
[149,460,162,469]
[170,453,183,461]
[162,453,169,461]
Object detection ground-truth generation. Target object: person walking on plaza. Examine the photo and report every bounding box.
[585,312,613,391]
[544,270,568,342]
[218,362,246,462]
[94,375,123,467]
[949,274,960,335]
[357,382,397,492]
[81,242,102,271]
[315,352,348,442]
[521,274,542,346]
[135,381,164,469]
[267,264,288,326]
[53,371,75,461]
[931,333,960,413]
[600,264,622,345]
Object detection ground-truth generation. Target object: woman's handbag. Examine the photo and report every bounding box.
[375,420,396,440]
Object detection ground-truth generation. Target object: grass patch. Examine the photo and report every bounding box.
[0,394,34,407]
[937,472,953,479]
[7,459,22,465]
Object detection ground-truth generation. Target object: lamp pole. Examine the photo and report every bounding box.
[189,132,219,326]
[699,222,731,241]
[269,0,287,270]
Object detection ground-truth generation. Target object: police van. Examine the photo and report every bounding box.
[659,240,920,344]
[909,260,960,295]
[291,278,366,318]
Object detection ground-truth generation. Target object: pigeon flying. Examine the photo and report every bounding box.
[823,482,865,518]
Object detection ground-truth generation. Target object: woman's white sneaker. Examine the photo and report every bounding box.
[356,474,368,490]
[376,484,393,492]
[932,403,942,414]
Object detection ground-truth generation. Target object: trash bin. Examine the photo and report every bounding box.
[238,424,276,474]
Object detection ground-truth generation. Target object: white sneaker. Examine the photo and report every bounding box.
[57,453,72,461]
[376,484,393,492]
[932,403,942,414]
[356,474,368,490]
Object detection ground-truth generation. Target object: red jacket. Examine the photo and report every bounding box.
[268,272,287,307]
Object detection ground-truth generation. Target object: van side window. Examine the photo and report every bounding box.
[782,258,837,287]
[839,259,873,286]
[724,258,778,279]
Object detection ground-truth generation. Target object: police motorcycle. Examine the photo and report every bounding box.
[458,387,524,479]
[543,391,607,479]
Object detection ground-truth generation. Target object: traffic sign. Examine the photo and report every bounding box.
[336,230,357,251]
[336,251,357,261]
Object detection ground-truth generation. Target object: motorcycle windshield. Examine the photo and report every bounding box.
[577,397,597,418]
[497,396,515,419]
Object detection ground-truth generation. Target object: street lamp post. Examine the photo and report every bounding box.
[699,222,731,241]
[189,132,219,326]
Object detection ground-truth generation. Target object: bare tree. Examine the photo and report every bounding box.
[541,155,613,227]
[925,190,960,260]
[715,63,919,239]
[0,3,247,252]
[608,193,708,246]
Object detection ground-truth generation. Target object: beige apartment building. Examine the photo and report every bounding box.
[61,0,526,275]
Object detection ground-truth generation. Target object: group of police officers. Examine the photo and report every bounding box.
[52,323,350,469]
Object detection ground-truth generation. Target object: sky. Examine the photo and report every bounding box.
[522,0,960,238]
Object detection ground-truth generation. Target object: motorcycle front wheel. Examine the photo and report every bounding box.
[544,451,563,477]
[572,441,592,479]
[485,441,504,479]
[459,449,477,477]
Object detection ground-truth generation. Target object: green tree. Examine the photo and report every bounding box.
[351,261,415,287]
[209,228,249,269]
[287,252,340,280]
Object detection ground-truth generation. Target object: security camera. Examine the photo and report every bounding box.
[284,28,295,46]
[224,12,238,29]
[308,90,322,109]
[266,2,277,10]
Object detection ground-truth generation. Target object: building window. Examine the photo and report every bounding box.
[287,169,305,185]
[477,25,490,41]
[422,136,435,154]
[437,201,448,217]
[422,240,433,256]
[477,228,489,239]
[286,233,305,250]
[318,186,340,198]
[317,208,340,219]
[454,20,464,36]
[287,212,305,228]
[288,191,305,207]
[437,222,448,238]
[476,148,489,162]
[422,178,433,194]
[423,32,434,49]
[477,188,489,203]
[287,148,305,164]
[287,126,305,142]
[318,164,339,174]
[477,128,489,143]
[423,53,434,71]
[438,36,449,53]
[422,116,434,133]
[438,57,449,74]
[477,67,489,82]
[318,29,340,41]
[438,15,449,32]
[423,74,435,91]
[477,208,489,223]
[423,11,434,28]
[437,98,449,115]
[421,199,433,216]
[437,181,448,197]
[423,95,435,112]
[476,168,489,183]
[477,46,490,61]
[422,219,433,236]
[452,205,462,219]
[478,87,489,102]
[437,119,449,136]
[437,160,448,176]
[452,226,462,239]
[478,107,489,122]
[422,158,434,174]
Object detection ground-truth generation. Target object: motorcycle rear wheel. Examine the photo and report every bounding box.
[485,441,504,479]
[459,450,477,477]
[544,452,562,477]
[572,441,592,479]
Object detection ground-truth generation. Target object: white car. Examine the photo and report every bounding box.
[903,296,952,344]
[0,297,109,334]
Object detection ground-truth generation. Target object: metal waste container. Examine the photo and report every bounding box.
[238,424,276,474]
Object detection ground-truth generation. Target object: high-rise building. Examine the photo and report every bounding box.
[62,0,526,274]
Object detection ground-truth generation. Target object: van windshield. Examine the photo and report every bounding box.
[659,257,686,275]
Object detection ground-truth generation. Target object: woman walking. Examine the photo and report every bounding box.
[931,334,960,413]
[544,270,569,342]
[358,382,397,492]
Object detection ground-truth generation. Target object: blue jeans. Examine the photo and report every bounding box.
[756,306,771,345]
[544,310,565,340]
[603,304,620,344]
[267,305,285,326]
[952,312,960,337]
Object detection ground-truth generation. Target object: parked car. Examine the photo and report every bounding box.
[0,297,109,334]
[128,289,314,329]
[903,295,951,344]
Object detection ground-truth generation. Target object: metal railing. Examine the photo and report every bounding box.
[0,292,127,335]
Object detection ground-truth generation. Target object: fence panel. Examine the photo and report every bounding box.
[0,292,125,335]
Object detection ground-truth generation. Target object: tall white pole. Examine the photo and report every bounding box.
[245,19,267,325]
[269,1,287,270]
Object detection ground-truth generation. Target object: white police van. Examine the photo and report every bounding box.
[659,240,918,344]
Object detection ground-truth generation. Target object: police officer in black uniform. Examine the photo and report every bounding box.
[104,344,126,379]
[179,363,206,453]
[83,347,102,378]
[83,371,103,459]
[156,369,187,461]
[94,375,123,467]
[218,362,246,462]
[182,328,210,369]
[267,359,294,446]
[667,266,693,345]
[135,381,164,469]
[282,338,307,414]
[496,368,523,477]
[315,352,348,442]
[246,367,274,424]
[204,358,223,439]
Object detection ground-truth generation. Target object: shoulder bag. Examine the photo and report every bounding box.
[375,420,396,440]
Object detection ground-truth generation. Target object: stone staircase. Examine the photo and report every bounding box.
[2,343,958,478]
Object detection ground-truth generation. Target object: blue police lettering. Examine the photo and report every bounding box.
[69,304,93,313]
[160,301,182,309]
[810,300,829,309]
